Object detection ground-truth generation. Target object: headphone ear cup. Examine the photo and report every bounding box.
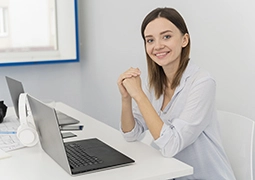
[17,122,39,147]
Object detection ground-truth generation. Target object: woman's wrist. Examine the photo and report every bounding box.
[122,96,132,103]
[133,91,146,103]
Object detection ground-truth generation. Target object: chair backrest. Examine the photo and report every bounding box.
[217,110,255,180]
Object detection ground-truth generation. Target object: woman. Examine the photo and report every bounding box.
[117,7,236,179]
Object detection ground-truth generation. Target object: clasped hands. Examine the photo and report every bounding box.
[117,67,143,100]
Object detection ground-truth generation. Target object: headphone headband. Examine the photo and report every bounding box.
[17,93,39,147]
[18,93,28,125]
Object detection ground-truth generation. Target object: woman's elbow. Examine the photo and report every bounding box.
[159,141,180,158]
[160,149,176,158]
[124,137,137,142]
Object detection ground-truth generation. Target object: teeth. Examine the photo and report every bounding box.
[156,52,167,56]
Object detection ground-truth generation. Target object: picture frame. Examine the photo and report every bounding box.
[0,0,79,66]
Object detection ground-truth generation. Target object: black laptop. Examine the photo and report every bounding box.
[26,94,135,175]
[5,76,80,126]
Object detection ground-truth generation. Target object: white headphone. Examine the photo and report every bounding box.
[17,93,39,147]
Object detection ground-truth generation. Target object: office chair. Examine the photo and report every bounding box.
[217,110,255,180]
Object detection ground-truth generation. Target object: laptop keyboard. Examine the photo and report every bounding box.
[65,143,103,168]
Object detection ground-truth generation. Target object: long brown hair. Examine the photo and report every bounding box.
[141,8,191,99]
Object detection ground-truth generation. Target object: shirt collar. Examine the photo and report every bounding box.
[174,60,199,95]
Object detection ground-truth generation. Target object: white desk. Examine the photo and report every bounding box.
[0,103,193,180]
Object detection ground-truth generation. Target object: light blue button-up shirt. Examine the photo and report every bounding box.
[121,61,236,180]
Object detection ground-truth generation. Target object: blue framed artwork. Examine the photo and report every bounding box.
[0,0,79,66]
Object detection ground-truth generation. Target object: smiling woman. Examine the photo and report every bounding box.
[117,7,236,180]
[0,0,79,66]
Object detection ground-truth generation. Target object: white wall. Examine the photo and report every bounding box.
[0,63,83,113]
[0,0,254,131]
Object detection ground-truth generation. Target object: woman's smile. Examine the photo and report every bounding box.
[154,51,170,59]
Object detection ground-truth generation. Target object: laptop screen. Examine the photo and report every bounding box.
[5,76,25,119]
[27,94,71,174]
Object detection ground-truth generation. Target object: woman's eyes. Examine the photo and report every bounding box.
[163,35,171,39]
[146,39,154,43]
[146,35,171,43]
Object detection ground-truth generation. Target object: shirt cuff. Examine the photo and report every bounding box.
[154,119,187,150]
[119,121,139,141]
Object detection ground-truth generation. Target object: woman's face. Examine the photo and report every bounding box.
[144,17,188,68]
